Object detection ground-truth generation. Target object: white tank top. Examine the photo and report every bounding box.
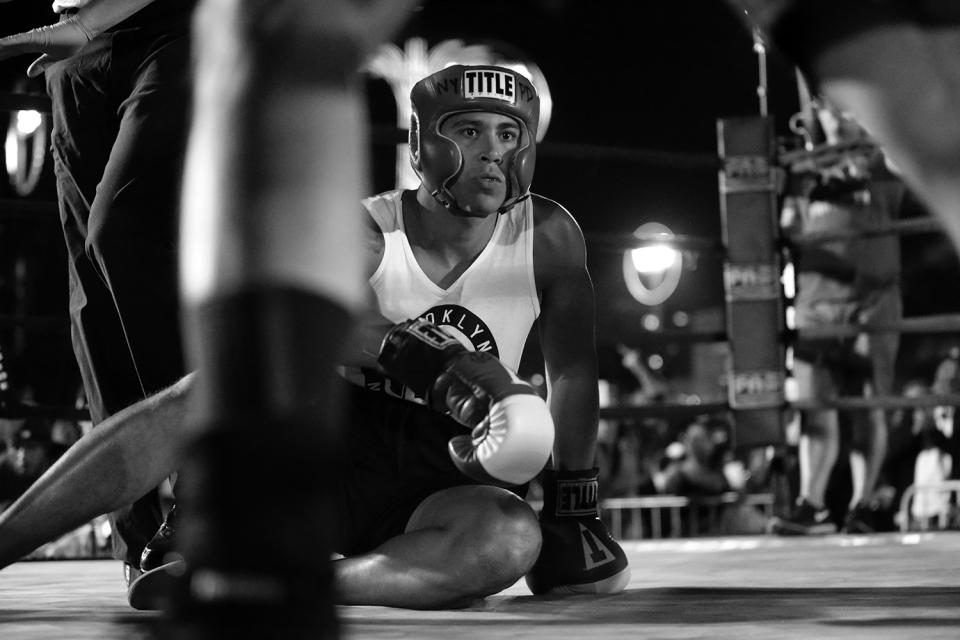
[344,189,540,403]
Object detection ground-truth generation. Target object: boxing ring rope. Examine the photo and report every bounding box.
[0,197,58,220]
[791,394,960,411]
[0,313,69,332]
[536,140,719,170]
[599,402,730,421]
[790,217,944,245]
[586,232,723,253]
[597,394,960,417]
[529,492,776,540]
[0,91,50,113]
[796,314,960,338]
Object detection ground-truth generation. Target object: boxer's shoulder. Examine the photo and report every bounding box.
[531,194,588,280]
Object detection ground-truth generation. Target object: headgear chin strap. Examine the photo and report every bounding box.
[409,64,540,214]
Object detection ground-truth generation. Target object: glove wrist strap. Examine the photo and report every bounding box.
[376,317,464,396]
[541,467,600,519]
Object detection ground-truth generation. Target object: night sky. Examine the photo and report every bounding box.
[1,0,957,389]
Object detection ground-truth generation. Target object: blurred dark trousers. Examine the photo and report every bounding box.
[44,13,192,567]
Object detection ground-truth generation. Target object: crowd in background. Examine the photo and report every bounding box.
[594,343,960,537]
[0,415,111,558]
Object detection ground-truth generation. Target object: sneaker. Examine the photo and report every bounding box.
[768,498,837,536]
[127,558,185,611]
[843,501,895,534]
[124,562,142,588]
[140,503,181,572]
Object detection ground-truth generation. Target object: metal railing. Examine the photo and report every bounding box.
[529,492,775,540]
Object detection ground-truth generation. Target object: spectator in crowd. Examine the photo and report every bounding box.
[597,346,674,501]
[0,419,57,510]
[882,379,933,525]
[654,416,733,498]
[904,367,958,529]
[771,98,907,536]
[617,344,669,404]
[931,345,960,479]
[637,415,771,537]
[49,419,83,459]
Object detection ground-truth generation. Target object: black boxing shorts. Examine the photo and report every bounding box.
[331,384,484,556]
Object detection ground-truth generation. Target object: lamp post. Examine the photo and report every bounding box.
[622,222,682,307]
[5,108,47,197]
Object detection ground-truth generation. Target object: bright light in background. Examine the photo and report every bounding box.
[647,354,664,370]
[784,374,798,402]
[672,310,689,327]
[630,244,677,273]
[16,110,42,136]
[642,313,660,331]
[6,107,48,196]
[4,128,18,173]
[781,260,795,299]
[785,304,795,330]
[622,222,683,306]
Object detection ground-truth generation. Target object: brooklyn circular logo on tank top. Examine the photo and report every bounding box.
[419,304,499,358]
[351,304,501,403]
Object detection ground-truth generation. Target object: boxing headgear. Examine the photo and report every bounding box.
[409,64,540,214]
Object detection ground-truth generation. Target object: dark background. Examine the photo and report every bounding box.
[0,0,957,409]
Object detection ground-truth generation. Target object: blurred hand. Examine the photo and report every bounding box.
[0,15,93,77]
[616,343,641,370]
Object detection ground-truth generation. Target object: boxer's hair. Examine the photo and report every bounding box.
[409,64,539,214]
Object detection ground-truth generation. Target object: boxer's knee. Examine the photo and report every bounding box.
[410,486,541,600]
[465,491,542,586]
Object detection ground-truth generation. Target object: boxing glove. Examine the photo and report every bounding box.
[525,467,631,595]
[377,317,554,486]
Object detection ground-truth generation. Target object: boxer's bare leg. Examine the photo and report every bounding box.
[0,374,193,569]
[334,486,541,609]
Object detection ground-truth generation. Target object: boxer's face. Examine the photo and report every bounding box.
[440,112,520,216]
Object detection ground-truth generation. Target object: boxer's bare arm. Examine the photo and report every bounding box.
[533,198,600,470]
[337,209,394,369]
[0,373,193,570]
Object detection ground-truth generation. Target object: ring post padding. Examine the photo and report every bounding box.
[718,116,784,450]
